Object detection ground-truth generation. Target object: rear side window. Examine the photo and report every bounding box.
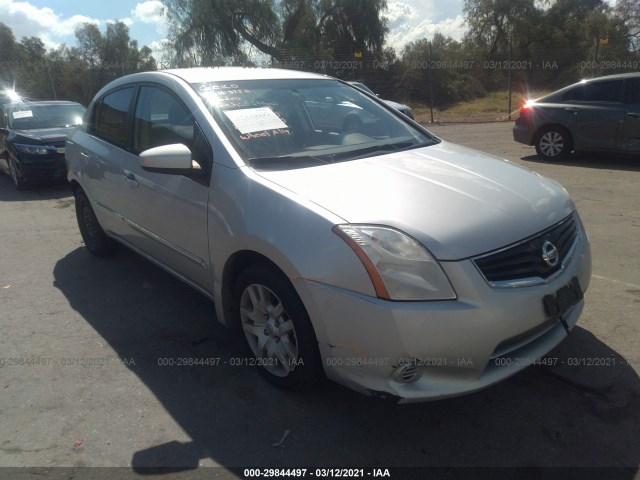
[95,87,134,147]
[564,80,623,102]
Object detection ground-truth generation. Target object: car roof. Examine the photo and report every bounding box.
[161,66,330,83]
[586,72,640,81]
[538,72,639,101]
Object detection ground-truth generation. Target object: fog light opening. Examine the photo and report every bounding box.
[397,363,422,384]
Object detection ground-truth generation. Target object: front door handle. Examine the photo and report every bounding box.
[564,107,580,114]
[123,171,139,188]
[626,112,640,119]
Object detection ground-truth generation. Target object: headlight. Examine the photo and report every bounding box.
[333,225,456,301]
[14,144,50,155]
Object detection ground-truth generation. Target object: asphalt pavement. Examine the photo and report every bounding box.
[1,122,639,479]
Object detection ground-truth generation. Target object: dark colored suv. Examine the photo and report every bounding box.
[0,100,86,189]
[513,72,640,160]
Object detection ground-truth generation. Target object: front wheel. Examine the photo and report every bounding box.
[8,157,26,190]
[234,263,321,389]
[75,189,115,257]
[535,126,572,160]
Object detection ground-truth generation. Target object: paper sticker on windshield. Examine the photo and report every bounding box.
[12,110,33,119]
[223,107,288,134]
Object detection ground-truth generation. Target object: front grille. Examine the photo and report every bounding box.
[473,214,578,286]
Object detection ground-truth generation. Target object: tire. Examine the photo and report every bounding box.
[535,126,572,160]
[234,263,321,389]
[8,157,26,190]
[75,189,116,257]
[343,115,363,134]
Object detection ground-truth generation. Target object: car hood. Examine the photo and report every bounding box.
[256,142,574,260]
[8,127,73,144]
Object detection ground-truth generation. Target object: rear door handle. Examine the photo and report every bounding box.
[123,171,139,188]
[626,112,640,119]
[564,107,580,114]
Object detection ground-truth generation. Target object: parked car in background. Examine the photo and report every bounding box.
[66,67,590,402]
[0,100,86,189]
[513,72,640,160]
[303,85,379,133]
[348,81,414,119]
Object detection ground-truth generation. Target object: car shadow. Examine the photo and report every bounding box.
[52,247,640,475]
[521,152,640,172]
[0,173,72,201]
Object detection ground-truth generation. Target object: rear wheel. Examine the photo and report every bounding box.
[234,263,321,389]
[75,189,115,257]
[535,126,572,160]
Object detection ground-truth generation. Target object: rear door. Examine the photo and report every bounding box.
[622,77,640,152]
[119,84,212,291]
[561,79,625,151]
[73,87,136,236]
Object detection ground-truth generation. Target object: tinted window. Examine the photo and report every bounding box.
[95,87,134,147]
[0,108,5,128]
[133,86,211,170]
[564,80,623,102]
[626,78,640,104]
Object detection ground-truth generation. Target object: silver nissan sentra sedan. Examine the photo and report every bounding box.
[66,67,591,402]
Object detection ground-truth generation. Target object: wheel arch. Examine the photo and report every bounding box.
[69,179,82,193]
[220,249,298,330]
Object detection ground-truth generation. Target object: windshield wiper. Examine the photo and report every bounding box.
[333,140,428,161]
[247,154,333,169]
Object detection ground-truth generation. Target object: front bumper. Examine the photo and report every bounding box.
[16,153,67,181]
[294,224,591,402]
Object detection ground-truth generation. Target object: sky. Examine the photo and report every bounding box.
[0,0,468,58]
[0,0,618,60]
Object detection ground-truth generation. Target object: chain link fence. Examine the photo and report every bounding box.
[2,44,639,123]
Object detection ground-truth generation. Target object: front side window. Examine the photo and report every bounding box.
[95,87,134,147]
[192,79,435,170]
[133,86,211,171]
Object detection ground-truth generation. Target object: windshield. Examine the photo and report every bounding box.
[192,79,435,169]
[7,104,86,130]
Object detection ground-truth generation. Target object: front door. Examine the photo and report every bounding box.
[119,85,213,292]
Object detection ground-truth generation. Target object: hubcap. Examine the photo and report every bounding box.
[240,283,299,377]
[540,131,564,157]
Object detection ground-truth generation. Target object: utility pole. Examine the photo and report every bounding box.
[428,41,434,123]
[507,38,512,120]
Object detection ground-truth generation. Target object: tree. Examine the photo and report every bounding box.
[161,0,388,66]
[615,0,640,53]
[0,22,18,96]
